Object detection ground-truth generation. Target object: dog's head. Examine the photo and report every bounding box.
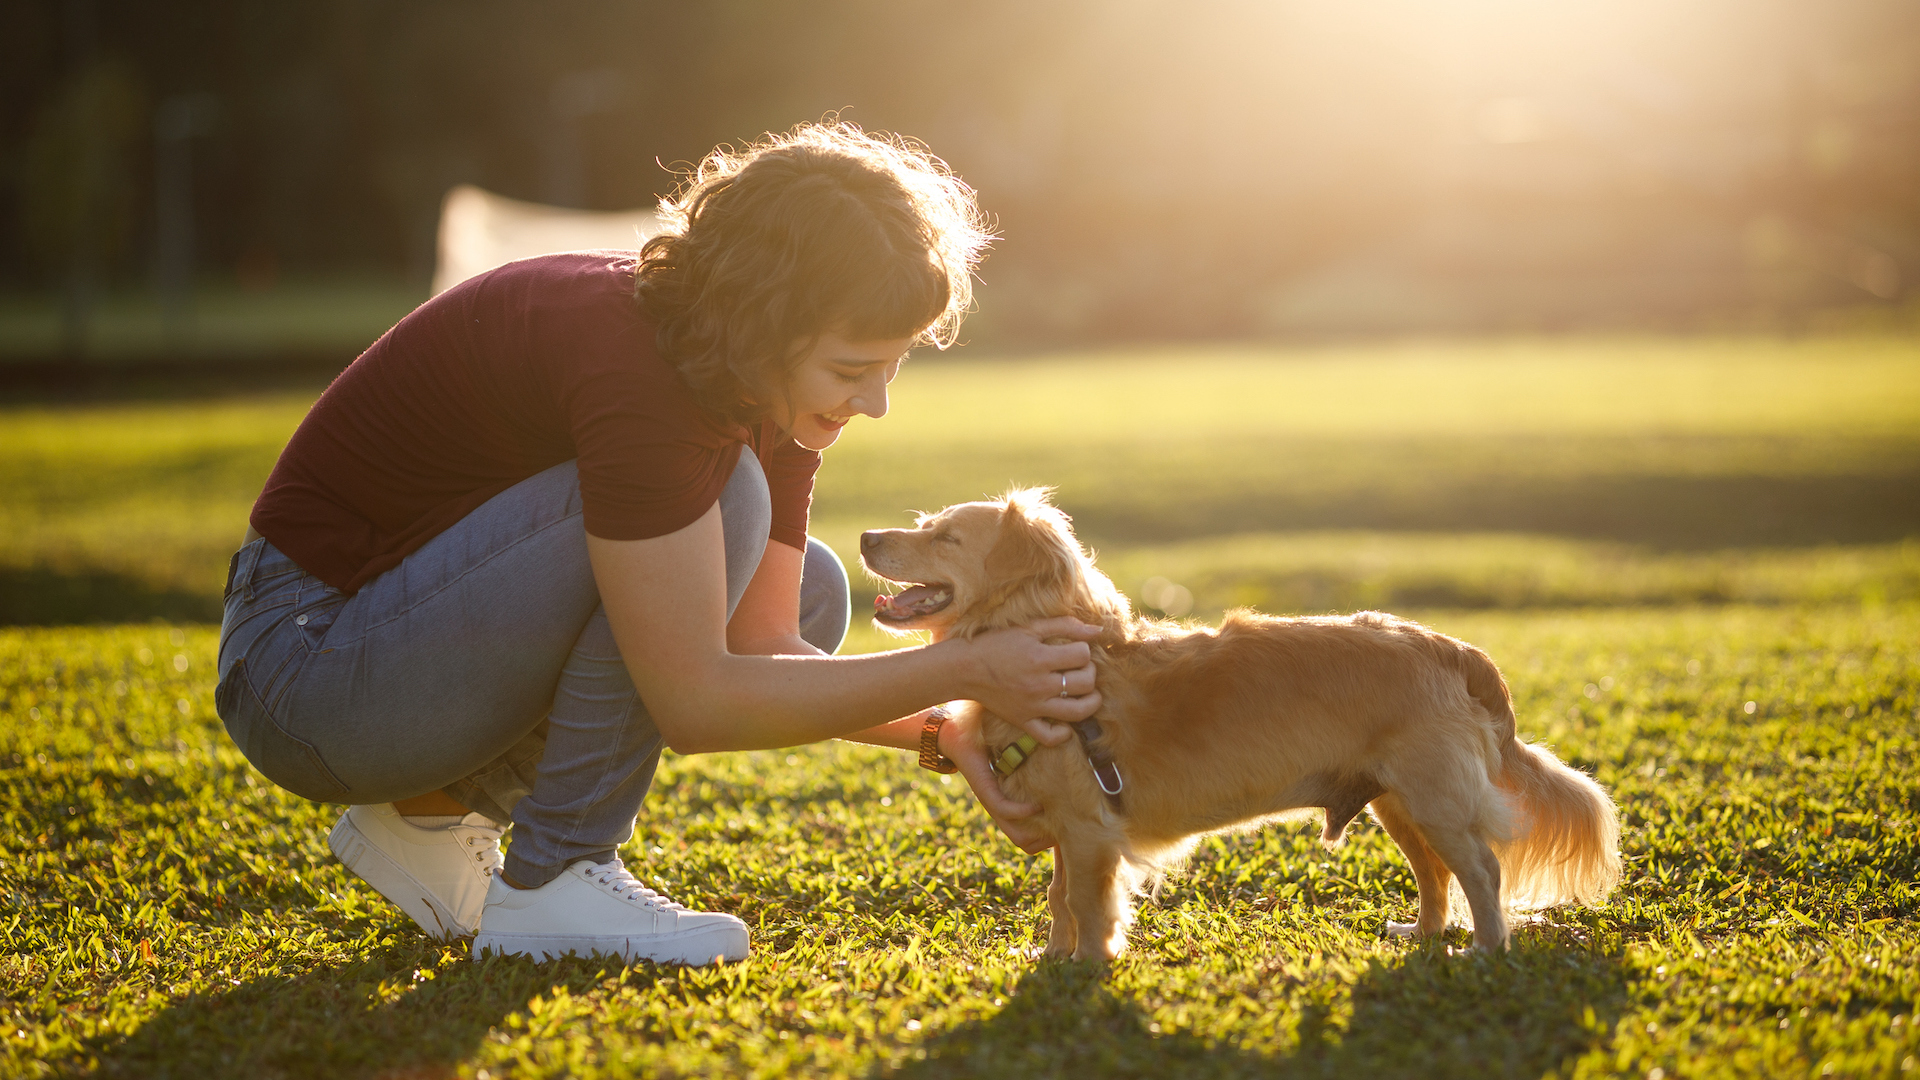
[859,488,1131,640]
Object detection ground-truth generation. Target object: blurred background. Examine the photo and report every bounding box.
[2,0,1918,361]
[0,0,1916,628]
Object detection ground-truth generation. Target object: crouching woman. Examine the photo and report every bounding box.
[215,123,1095,966]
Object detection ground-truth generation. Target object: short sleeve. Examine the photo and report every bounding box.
[564,358,742,542]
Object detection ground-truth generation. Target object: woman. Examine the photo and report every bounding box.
[215,123,1101,966]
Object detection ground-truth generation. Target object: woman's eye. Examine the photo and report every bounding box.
[833,370,863,383]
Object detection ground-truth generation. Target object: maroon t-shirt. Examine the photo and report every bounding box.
[251,252,821,594]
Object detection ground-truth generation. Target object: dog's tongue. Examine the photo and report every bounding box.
[875,584,952,621]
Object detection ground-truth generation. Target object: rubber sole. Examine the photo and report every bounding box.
[327,811,470,940]
[471,924,750,966]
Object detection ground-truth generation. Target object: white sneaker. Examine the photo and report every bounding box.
[471,858,749,966]
[327,803,504,940]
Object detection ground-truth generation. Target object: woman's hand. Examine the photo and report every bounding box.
[938,709,1057,854]
[952,616,1104,746]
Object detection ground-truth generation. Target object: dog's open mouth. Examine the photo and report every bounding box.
[874,583,953,622]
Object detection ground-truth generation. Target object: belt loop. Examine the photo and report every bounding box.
[227,538,264,603]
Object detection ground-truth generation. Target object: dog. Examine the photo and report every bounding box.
[860,489,1620,960]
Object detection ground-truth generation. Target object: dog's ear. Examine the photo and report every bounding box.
[983,499,1051,581]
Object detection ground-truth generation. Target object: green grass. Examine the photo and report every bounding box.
[4,335,1919,624]
[3,334,1919,1076]
[4,606,1918,1078]
[0,279,425,360]
[813,334,1920,550]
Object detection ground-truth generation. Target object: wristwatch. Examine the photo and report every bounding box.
[918,705,959,774]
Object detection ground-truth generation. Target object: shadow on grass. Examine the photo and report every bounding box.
[886,936,1629,1080]
[0,566,219,625]
[82,951,635,1080]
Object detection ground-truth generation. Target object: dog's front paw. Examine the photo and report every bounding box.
[1068,928,1126,962]
[1385,921,1429,938]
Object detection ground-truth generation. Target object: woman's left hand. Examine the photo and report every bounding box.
[954,617,1104,742]
[939,708,1056,854]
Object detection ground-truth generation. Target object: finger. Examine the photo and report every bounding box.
[1005,824,1056,855]
[978,782,1042,820]
[954,750,1041,819]
[1038,641,1093,669]
[1020,717,1075,746]
[1037,689,1104,723]
[990,810,1056,853]
[1062,665,1097,697]
[1025,616,1105,641]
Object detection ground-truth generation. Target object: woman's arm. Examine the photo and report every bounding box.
[589,503,1102,755]
[716,530,1061,851]
[722,535,818,659]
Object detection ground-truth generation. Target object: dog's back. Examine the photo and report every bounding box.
[997,610,1511,849]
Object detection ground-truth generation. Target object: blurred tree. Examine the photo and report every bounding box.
[19,56,146,353]
[0,0,1915,343]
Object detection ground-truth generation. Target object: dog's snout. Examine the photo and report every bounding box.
[860,530,883,553]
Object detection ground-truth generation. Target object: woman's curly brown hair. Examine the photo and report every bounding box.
[634,121,992,424]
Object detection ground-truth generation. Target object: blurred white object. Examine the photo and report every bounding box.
[432,184,662,296]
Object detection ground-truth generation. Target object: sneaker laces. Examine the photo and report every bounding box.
[455,816,506,876]
[583,859,688,911]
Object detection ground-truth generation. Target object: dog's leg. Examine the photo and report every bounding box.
[1421,828,1508,951]
[1043,845,1077,958]
[1371,792,1452,938]
[1059,839,1127,961]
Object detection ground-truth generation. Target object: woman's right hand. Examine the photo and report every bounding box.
[939,708,1057,853]
[952,616,1105,745]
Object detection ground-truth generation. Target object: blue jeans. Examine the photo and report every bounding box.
[215,455,850,887]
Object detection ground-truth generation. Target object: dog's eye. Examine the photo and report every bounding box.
[934,531,962,545]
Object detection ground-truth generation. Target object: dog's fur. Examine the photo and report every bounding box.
[861,489,1620,959]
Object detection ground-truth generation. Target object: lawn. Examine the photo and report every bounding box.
[5,334,1919,625]
[0,279,424,362]
[2,334,1918,1078]
[5,608,1917,1078]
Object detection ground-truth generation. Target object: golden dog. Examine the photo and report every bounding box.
[861,489,1620,959]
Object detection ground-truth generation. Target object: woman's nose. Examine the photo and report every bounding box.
[852,375,889,419]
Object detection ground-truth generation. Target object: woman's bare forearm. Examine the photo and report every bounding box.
[646,645,972,753]
[836,709,932,752]
[587,513,1099,755]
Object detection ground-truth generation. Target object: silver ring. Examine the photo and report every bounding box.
[1060,672,1070,698]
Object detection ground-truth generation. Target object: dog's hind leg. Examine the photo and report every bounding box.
[1058,838,1128,961]
[1371,792,1452,939]
[1420,827,1507,951]
[1042,846,1077,958]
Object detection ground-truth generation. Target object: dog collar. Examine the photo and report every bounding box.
[990,734,1039,776]
[988,721,1125,814]
[1074,718,1126,813]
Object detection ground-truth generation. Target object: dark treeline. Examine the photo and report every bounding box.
[4,0,1918,344]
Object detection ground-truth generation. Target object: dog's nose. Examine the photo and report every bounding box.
[860,530,882,552]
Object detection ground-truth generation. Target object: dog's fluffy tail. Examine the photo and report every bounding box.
[1493,737,1621,910]
[1435,633,1619,911]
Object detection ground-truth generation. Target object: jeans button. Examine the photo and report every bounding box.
[295,614,309,626]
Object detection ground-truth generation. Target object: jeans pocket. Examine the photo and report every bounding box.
[216,657,352,802]
[294,580,349,653]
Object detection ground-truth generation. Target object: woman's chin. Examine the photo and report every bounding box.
[792,421,845,451]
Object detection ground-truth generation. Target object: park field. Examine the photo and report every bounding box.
[2,333,1918,1077]
[4,334,1919,624]
[4,608,1918,1078]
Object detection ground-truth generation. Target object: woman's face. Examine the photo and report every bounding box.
[774,331,913,451]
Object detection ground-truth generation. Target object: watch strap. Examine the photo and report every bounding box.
[918,706,959,774]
